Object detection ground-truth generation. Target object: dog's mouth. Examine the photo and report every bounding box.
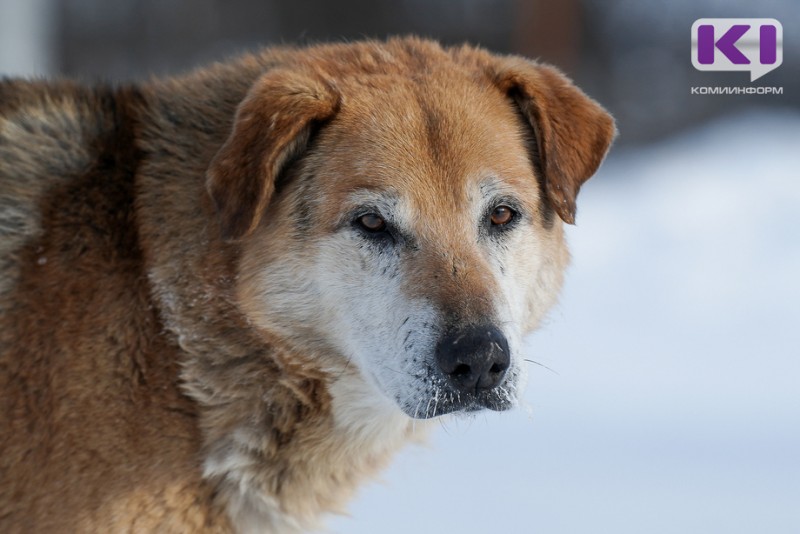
[446,389,516,415]
[403,389,516,419]
[398,371,520,419]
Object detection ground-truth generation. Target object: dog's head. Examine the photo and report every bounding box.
[207,40,615,419]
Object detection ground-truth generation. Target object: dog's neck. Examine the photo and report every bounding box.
[190,335,424,532]
[205,367,424,534]
[147,255,425,533]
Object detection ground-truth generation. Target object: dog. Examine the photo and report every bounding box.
[0,37,615,533]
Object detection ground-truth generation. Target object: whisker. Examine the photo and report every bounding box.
[497,385,508,402]
[439,415,450,433]
[523,358,559,375]
[333,357,354,379]
[380,364,415,377]
[412,398,423,433]
[423,397,431,420]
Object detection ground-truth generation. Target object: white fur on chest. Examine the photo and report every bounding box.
[204,372,424,534]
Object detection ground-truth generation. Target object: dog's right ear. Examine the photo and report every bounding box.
[207,70,340,241]
[489,58,616,225]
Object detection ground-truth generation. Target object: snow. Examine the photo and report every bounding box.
[326,109,800,533]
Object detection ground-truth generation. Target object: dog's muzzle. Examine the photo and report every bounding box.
[435,324,510,396]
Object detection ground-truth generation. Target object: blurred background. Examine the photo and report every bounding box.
[2,1,798,532]
[2,0,799,143]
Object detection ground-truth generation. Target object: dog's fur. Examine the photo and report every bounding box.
[0,37,614,533]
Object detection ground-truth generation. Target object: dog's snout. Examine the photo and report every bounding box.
[435,325,510,393]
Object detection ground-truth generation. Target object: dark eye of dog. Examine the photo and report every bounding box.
[490,205,515,226]
[358,213,386,233]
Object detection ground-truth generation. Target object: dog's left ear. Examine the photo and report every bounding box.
[491,59,616,224]
[207,69,340,241]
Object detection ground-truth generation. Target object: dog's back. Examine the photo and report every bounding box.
[0,80,229,532]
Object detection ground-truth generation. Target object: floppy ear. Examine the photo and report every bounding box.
[491,59,616,224]
[207,69,340,240]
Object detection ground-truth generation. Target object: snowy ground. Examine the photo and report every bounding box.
[327,109,800,534]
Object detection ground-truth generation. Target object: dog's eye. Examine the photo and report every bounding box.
[490,205,515,226]
[358,213,387,233]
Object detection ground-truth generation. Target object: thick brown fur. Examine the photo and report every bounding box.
[0,37,615,533]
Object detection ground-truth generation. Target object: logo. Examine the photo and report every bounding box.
[691,18,783,81]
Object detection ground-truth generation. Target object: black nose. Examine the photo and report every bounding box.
[435,325,510,393]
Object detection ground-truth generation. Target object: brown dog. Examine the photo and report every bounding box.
[0,37,615,532]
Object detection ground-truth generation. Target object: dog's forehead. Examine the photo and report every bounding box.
[312,72,540,218]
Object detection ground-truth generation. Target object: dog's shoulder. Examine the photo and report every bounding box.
[0,79,131,239]
[0,79,145,311]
